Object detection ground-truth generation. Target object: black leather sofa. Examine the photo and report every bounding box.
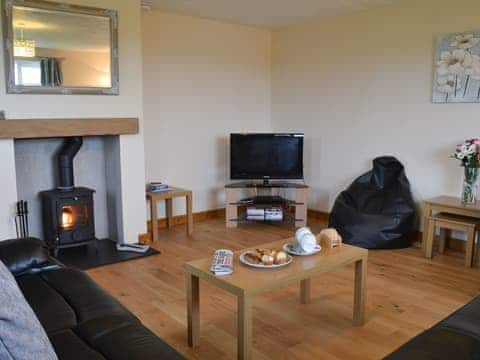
[385,296,480,359]
[0,238,184,360]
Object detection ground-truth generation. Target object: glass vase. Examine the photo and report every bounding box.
[462,166,479,204]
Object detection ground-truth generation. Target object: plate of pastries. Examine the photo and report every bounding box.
[240,248,292,269]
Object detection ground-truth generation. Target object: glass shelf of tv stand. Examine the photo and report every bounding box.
[229,198,303,207]
[229,213,303,224]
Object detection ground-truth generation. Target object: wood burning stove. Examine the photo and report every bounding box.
[40,137,96,256]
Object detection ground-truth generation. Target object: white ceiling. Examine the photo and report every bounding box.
[148,0,399,28]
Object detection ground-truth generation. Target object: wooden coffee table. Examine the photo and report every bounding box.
[185,239,368,360]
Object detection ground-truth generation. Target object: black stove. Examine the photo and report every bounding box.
[40,137,96,256]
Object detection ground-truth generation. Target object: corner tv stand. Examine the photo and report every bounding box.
[225,181,308,228]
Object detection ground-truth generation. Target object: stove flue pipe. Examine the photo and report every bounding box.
[57,136,83,191]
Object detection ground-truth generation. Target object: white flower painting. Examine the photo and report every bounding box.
[433,31,480,103]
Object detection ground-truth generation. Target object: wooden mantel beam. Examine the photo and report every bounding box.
[0,118,139,139]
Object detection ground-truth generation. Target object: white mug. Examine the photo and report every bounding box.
[298,233,318,252]
[295,227,317,252]
[295,227,312,241]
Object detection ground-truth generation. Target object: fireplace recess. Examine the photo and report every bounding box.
[40,137,96,256]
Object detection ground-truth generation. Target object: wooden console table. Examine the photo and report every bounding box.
[147,187,193,241]
[423,196,480,258]
[225,182,308,228]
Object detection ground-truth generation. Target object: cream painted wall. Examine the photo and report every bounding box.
[0,140,17,238]
[142,11,271,216]
[0,0,146,243]
[271,0,480,215]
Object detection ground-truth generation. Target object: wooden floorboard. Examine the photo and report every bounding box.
[87,218,480,359]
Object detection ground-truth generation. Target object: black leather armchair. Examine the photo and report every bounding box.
[0,238,184,360]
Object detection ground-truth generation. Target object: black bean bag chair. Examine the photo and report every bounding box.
[329,156,416,249]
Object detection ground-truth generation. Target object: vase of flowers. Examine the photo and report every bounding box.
[453,139,480,204]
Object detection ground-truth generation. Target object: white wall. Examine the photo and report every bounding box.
[142,11,271,216]
[272,0,480,213]
[0,140,17,238]
[0,0,146,243]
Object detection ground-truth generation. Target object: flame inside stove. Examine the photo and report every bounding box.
[61,206,74,229]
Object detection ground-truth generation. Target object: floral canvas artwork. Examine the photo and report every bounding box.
[433,31,480,103]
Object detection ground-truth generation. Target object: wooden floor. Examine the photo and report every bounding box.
[88,218,480,360]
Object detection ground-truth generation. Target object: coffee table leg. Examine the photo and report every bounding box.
[353,257,367,326]
[238,294,252,360]
[187,273,200,347]
[300,278,311,304]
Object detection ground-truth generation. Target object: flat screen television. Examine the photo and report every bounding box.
[230,133,304,181]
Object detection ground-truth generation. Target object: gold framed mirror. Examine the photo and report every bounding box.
[2,0,119,95]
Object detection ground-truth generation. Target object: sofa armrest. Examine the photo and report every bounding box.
[0,238,51,275]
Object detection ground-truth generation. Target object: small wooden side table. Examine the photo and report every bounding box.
[147,187,193,241]
[423,196,480,259]
[425,213,479,267]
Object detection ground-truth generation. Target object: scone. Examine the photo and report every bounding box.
[245,253,261,264]
[274,251,288,265]
[261,254,274,266]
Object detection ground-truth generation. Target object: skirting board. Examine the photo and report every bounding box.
[307,209,330,222]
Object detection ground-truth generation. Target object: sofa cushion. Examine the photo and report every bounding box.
[77,319,185,360]
[0,260,57,360]
[39,268,138,324]
[16,273,77,333]
[438,297,480,340]
[75,315,136,343]
[48,330,105,360]
[0,238,50,275]
[385,328,480,360]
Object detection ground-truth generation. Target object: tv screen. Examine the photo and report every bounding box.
[230,133,304,180]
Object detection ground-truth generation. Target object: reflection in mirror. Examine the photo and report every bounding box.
[3,0,118,94]
[12,6,111,88]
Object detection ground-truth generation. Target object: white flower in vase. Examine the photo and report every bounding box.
[437,49,473,76]
[460,145,470,155]
[450,34,480,50]
[466,144,477,155]
[436,75,462,94]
